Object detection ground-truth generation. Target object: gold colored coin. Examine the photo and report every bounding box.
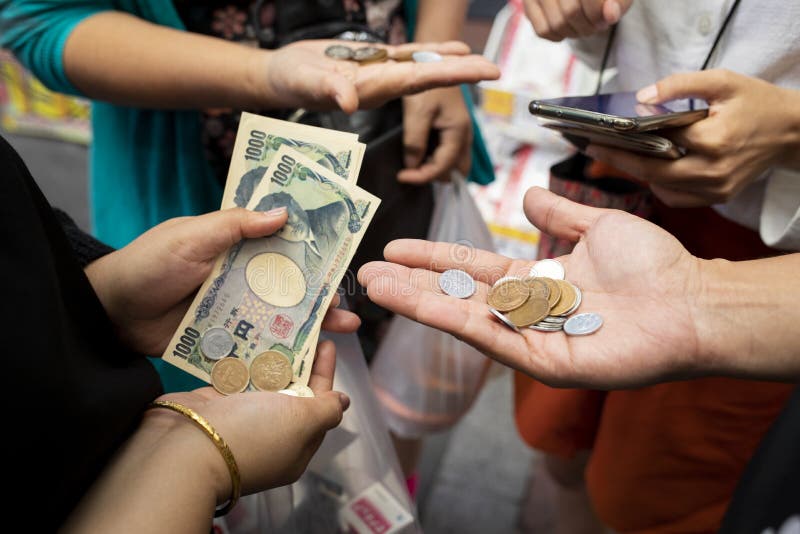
[487,279,530,312]
[250,351,293,392]
[549,280,578,316]
[353,46,388,63]
[505,297,551,328]
[539,277,562,309]
[246,252,306,307]
[211,357,249,396]
[522,277,550,300]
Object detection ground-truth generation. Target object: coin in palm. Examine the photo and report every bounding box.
[250,351,293,392]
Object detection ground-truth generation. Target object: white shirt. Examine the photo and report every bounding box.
[570,0,800,250]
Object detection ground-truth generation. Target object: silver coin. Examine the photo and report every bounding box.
[277,389,299,397]
[529,259,565,280]
[564,312,603,336]
[529,323,563,332]
[540,316,567,324]
[200,327,235,361]
[325,44,354,60]
[488,307,520,333]
[439,269,476,299]
[412,50,443,63]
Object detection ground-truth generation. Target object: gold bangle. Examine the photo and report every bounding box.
[148,400,241,517]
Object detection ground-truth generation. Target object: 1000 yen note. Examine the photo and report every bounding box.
[222,113,364,210]
[163,146,379,385]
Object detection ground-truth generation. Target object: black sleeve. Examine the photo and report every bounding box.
[52,208,116,267]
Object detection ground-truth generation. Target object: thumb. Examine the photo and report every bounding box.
[307,391,348,432]
[636,70,737,104]
[170,208,288,260]
[603,0,633,24]
[523,186,609,242]
[323,72,359,114]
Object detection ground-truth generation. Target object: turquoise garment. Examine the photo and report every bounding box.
[0,0,493,392]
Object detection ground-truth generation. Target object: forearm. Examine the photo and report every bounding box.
[63,413,227,533]
[696,253,800,380]
[414,0,468,42]
[63,11,271,109]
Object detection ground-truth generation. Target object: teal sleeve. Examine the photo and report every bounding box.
[0,0,114,95]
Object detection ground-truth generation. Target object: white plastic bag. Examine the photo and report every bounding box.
[369,173,494,438]
[215,329,420,534]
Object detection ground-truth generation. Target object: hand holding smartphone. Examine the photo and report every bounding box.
[529,92,709,159]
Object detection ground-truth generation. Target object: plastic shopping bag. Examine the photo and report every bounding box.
[215,329,420,534]
[369,173,494,438]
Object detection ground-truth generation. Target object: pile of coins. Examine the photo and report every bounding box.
[438,260,603,336]
[325,44,442,64]
[199,327,313,397]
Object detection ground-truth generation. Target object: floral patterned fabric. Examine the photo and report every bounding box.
[174,0,406,186]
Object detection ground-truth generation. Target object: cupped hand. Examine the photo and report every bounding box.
[358,187,710,389]
[85,209,361,355]
[586,69,800,207]
[263,40,500,113]
[523,0,632,41]
[148,341,348,499]
[398,86,473,183]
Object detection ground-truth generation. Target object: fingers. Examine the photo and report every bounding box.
[374,239,534,284]
[398,125,467,183]
[401,96,433,171]
[357,55,500,107]
[388,40,472,57]
[603,0,631,25]
[358,260,492,303]
[323,71,359,114]
[308,340,336,393]
[523,186,607,242]
[636,69,737,104]
[362,262,533,362]
[321,308,361,333]
[525,0,610,40]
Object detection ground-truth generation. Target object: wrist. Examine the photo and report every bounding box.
[245,48,279,109]
[85,252,123,321]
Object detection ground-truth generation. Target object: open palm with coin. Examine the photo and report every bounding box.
[359,186,712,390]
[85,208,361,356]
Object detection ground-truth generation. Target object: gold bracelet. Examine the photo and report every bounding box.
[148,400,241,517]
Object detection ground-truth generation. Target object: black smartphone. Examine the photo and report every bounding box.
[529,92,708,132]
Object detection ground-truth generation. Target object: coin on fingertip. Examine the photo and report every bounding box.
[353,46,388,63]
[211,357,250,395]
[412,51,443,63]
[325,44,354,60]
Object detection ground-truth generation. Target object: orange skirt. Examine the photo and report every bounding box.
[515,202,795,533]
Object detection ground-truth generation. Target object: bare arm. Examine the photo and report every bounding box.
[414,0,469,42]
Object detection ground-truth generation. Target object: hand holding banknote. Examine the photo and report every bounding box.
[86,209,360,356]
[163,113,380,390]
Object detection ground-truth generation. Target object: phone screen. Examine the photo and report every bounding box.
[536,92,704,118]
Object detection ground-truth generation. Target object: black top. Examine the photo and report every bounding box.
[720,386,800,533]
[0,135,162,528]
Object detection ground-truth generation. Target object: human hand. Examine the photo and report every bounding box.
[85,209,360,355]
[358,187,714,390]
[523,0,632,41]
[262,40,500,113]
[398,86,473,183]
[152,341,347,498]
[586,70,800,207]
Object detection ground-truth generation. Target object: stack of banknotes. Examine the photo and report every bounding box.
[163,112,380,393]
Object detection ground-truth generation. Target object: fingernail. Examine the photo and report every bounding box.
[636,84,659,104]
[338,392,351,411]
[605,1,621,24]
[264,207,287,218]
